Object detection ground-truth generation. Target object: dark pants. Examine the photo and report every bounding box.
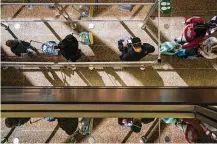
[185,48,198,56]
[68,53,81,62]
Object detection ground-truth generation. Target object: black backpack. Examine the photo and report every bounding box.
[58,34,81,61]
[194,23,207,38]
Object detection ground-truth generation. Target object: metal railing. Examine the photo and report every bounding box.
[1,3,155,5]
[1,61,158,69]
[1,0,161,65]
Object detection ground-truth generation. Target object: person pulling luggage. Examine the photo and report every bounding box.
[6,39,39,56]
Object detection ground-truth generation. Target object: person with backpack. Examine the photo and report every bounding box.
[175,17,208,50]
[57,34,82,62]
[6,39,39,56]
[118,37,155,61]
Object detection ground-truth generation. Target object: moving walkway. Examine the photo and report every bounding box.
[2,86,217,129]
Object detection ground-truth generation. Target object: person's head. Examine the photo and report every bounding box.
[132,37,142,49]
[132,37,155,53]
[5,118,17,128]
[6,40,16,48]
[194,23,207,37]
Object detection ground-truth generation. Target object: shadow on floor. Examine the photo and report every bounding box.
[54,5,69,19]
[11,5,26,19]
[103,67,127,86]
[21,67,106,86]
[76,68,106,86]
[64,118,104,143]
[43,21,62,41]
[123,67,164,86]
[45,124,60,143]
[1,48,33,86]
[130,5,145,20]
[1,68,34,86]
[1,127,16,143]
[162,56,217,86]
[119,21,136,37]
[145,18,170,43]
[93,5,112,17]
[41,68,70,86]
[89,36,120,61]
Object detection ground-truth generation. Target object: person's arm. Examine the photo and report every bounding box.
[121,46,128,54]
[182,36,204,49]
[21,40,31,47]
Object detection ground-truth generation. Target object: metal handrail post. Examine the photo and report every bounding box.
[1,61,158,69]
[1,3,155,5]
[141,0,159,30]
[157,0,161,62]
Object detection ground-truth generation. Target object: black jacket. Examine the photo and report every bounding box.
[58,34,81,61]
[120,43,153,61]
[10,40,30,56]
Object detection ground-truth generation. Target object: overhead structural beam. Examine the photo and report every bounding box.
[1,61,158,69]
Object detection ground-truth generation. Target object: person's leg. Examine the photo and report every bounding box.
[185,48,198,56]
[29,46,40,54]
